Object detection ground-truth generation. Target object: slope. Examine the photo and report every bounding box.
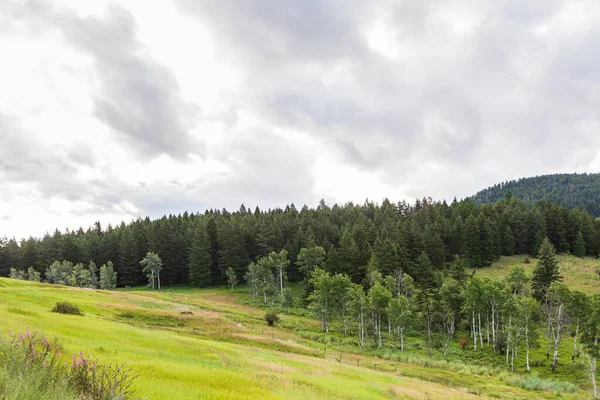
[470,173,600,215]
[0,278,581,400]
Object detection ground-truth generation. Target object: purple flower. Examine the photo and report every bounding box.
[26,330,30,337]
[18,333,24,340]
[56,351,61,357]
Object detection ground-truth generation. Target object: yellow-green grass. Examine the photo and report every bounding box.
[0,278,585,399]
[470,255,600,294]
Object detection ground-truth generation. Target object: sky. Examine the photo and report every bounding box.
[1,0,599,240]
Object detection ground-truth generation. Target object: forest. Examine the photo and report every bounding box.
[1,194,600,288]
[471,173,600,216]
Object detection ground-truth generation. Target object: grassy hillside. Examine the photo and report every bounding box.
[471,254,600,294]
[470,172,600,215]
[0,277,588,399]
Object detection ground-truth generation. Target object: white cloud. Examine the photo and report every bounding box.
[1,0,599,239]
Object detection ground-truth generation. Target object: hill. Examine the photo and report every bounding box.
[470,173,600,215]
[0,276,588,400]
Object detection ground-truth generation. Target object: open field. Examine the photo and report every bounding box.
[471,254,600,294]
[0,275,589,399]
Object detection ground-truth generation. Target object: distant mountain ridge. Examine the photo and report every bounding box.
[470,173,600,216]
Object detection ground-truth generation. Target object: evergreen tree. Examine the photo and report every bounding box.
[118,228,139,287]
[88,261,98,288]
[188,223,212,287]
[532,238,562,301]
[573,231,586,257]
[462,215,481,268]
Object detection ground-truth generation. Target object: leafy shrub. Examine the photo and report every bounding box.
[51,302,84,316]
[264,312,280,326]
[68,352,137,400]
[523,257,531,264]
[459,337,469,350]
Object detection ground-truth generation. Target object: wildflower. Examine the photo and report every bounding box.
[43,361,47,367]
[26,330,30,337]
[18,333,24,340]
[56,351,61,357]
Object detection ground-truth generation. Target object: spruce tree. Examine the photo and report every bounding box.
[188,223,212,287]
[118,228,138,287]
[532,237,562,301]
[462,215,481,268]
[573,231,586,257]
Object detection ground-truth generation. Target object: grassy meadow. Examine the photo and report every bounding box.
[1,255,598,399]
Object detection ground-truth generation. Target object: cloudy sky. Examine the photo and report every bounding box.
[1,0,599,239]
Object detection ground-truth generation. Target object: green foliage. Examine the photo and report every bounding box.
[264,312,280,326]
[51,302,84,316]
[532,238,562,301]
[188,223,212,288]
[140,252,162,290]
[502,373,577,393]
[0,331,137,400]
[471,172,600,216]
[99,261,117,290]
[225,267,237,291]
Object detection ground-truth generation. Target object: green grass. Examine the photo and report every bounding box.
[0,275,591,399]
[472,254,600,294]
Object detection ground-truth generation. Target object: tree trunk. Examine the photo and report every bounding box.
[491,308,496,354]
[478,313,484,349]
[506,315,511,364]
[157,270,160,290]
[279,267,283,293]
[572,319,579,362]
[473,310,477,351]
[525,321,530,371]
[400,327,404,351]
[151,271,155,290]
[551,305,563,373]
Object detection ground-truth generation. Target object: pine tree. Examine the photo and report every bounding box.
[188,223,212,287]
[573,231,586,257]
[462,215,481,268]
[118,228,138,287]
[532,238,562,301]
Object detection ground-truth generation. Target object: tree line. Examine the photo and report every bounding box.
[1,194,600,288]
[471,173,600,216]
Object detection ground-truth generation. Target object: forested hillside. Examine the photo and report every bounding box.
[471,173,600,215]
[1,195,600,288]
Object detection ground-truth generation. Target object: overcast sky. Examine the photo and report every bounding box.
[1,0,599,240]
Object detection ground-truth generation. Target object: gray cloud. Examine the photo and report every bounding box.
[179,0,600,199]
[1,0,600,239]
[6,1,204,162]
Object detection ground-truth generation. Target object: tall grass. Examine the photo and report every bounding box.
[500,372,578,394]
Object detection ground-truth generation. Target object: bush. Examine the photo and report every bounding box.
[51,302,84,316]
[0,331,137,400]
[523,257,531,264]
[264,312,280,326]
[459,337,469,350]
